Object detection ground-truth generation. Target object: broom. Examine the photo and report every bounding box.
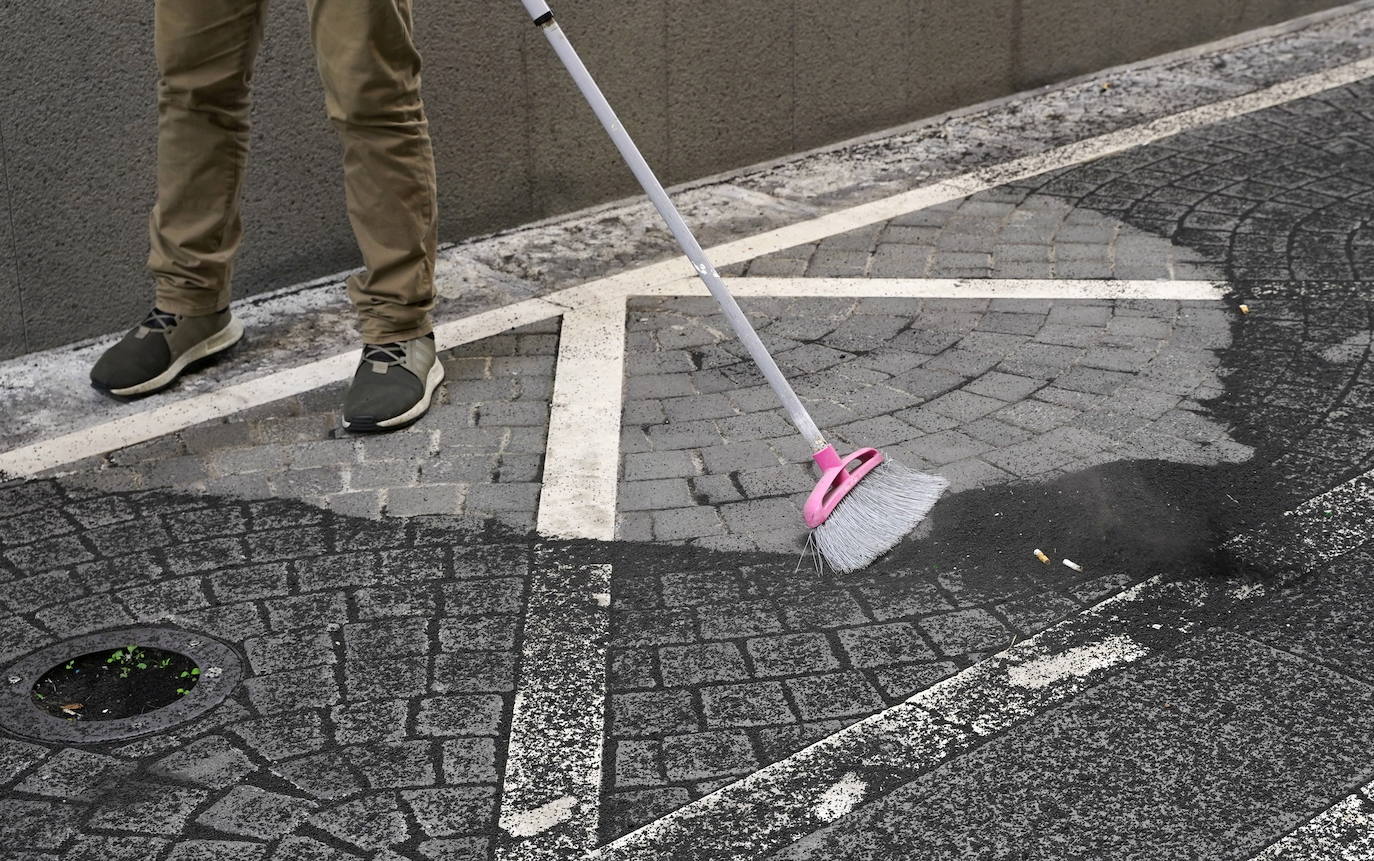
[520,0,949,572]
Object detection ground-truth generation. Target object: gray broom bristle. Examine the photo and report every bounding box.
[812,459,949,574]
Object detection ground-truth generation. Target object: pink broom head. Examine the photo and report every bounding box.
[804,444,949,574]
[803,445,885,528]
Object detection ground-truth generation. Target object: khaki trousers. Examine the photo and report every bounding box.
[148,0,438,343]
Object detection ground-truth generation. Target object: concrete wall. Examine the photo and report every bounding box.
[0,0,1348,357]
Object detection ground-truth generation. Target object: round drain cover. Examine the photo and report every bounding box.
[0,627,242,744]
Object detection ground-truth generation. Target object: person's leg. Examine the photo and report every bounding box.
[308,0,443,432]
[92,0,263,396]
[149,0,269,315]
[307,0,438,344]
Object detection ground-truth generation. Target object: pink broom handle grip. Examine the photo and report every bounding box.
[520,1,829,453]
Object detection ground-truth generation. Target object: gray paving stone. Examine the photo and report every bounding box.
[332,701,410,745]
[64,835,173,861]
[624,450,699,481]
[432,651,515,693]
[620,479,695,512]
[994,399,1081,433]
[88,782,212,835]
[610,690,699,736]
[697,600,785,639]
[805,249,869,276]
[403,787,495,837]
[661,730,757,781]
[747,633,840,677]
[462,482,541,514]
[308,795,409,852]
[872,661,961,701]
[922,608,1014,655]
[658,642,751,688]
[441,737,499,784]
[837,622,938,667]
[963,371,1045,402]
[868,244,933,276]
[195,785,316,840]
[614,738,665,788]
[785,671,885,720]
[16,748,133,799]
[922,390,1006,422]
[701,681,795,728]
[166,840,270,861]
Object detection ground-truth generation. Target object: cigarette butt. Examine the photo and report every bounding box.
[1239,304,1250,314]
[1033,549,1050,564]
[1062,559,1083,572]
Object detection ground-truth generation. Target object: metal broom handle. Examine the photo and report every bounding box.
[519,0,828,453]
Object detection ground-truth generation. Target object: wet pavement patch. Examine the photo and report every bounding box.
[0,627,241,744]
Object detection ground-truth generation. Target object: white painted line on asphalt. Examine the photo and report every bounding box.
[656,278,1230,301]
[536,300,627,542]
[5,52,1367,477]
[1247,780,1374,860]
[497,553,611,861]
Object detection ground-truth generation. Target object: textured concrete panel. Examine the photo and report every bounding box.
[526,0,669,217]
[0,120,23,359]
[664,1,794,183]
[0,5,160,354]
[419,4,535,240]
[907,0,1015,121]
[794,0,912,151]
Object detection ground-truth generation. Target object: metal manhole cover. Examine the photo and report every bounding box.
[0,627,242,744]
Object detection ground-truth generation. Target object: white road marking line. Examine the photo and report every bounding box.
[1005,635,1149,690]
[1247,781,1374,861]
[498,553,611,861]
[536,300,627,542]
[5,51,1369,477]
[812,773,868,823]
[647,277,1229,301]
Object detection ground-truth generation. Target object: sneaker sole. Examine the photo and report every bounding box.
[105,317,246,397]
[342,360,446,434]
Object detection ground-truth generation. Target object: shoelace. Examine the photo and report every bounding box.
[363,342,406,366]
[142,308,179,332]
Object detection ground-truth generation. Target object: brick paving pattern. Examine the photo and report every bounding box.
[45,320,560,531]
[0,481,527,860]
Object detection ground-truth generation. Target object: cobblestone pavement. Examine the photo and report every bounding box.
[5,27,1374,861]
[0,482,527,860]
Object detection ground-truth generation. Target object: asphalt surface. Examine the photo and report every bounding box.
[3,12,1374,861]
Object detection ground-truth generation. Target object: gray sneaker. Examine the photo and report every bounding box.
[90,307,244,397]
[342,333,445,433]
